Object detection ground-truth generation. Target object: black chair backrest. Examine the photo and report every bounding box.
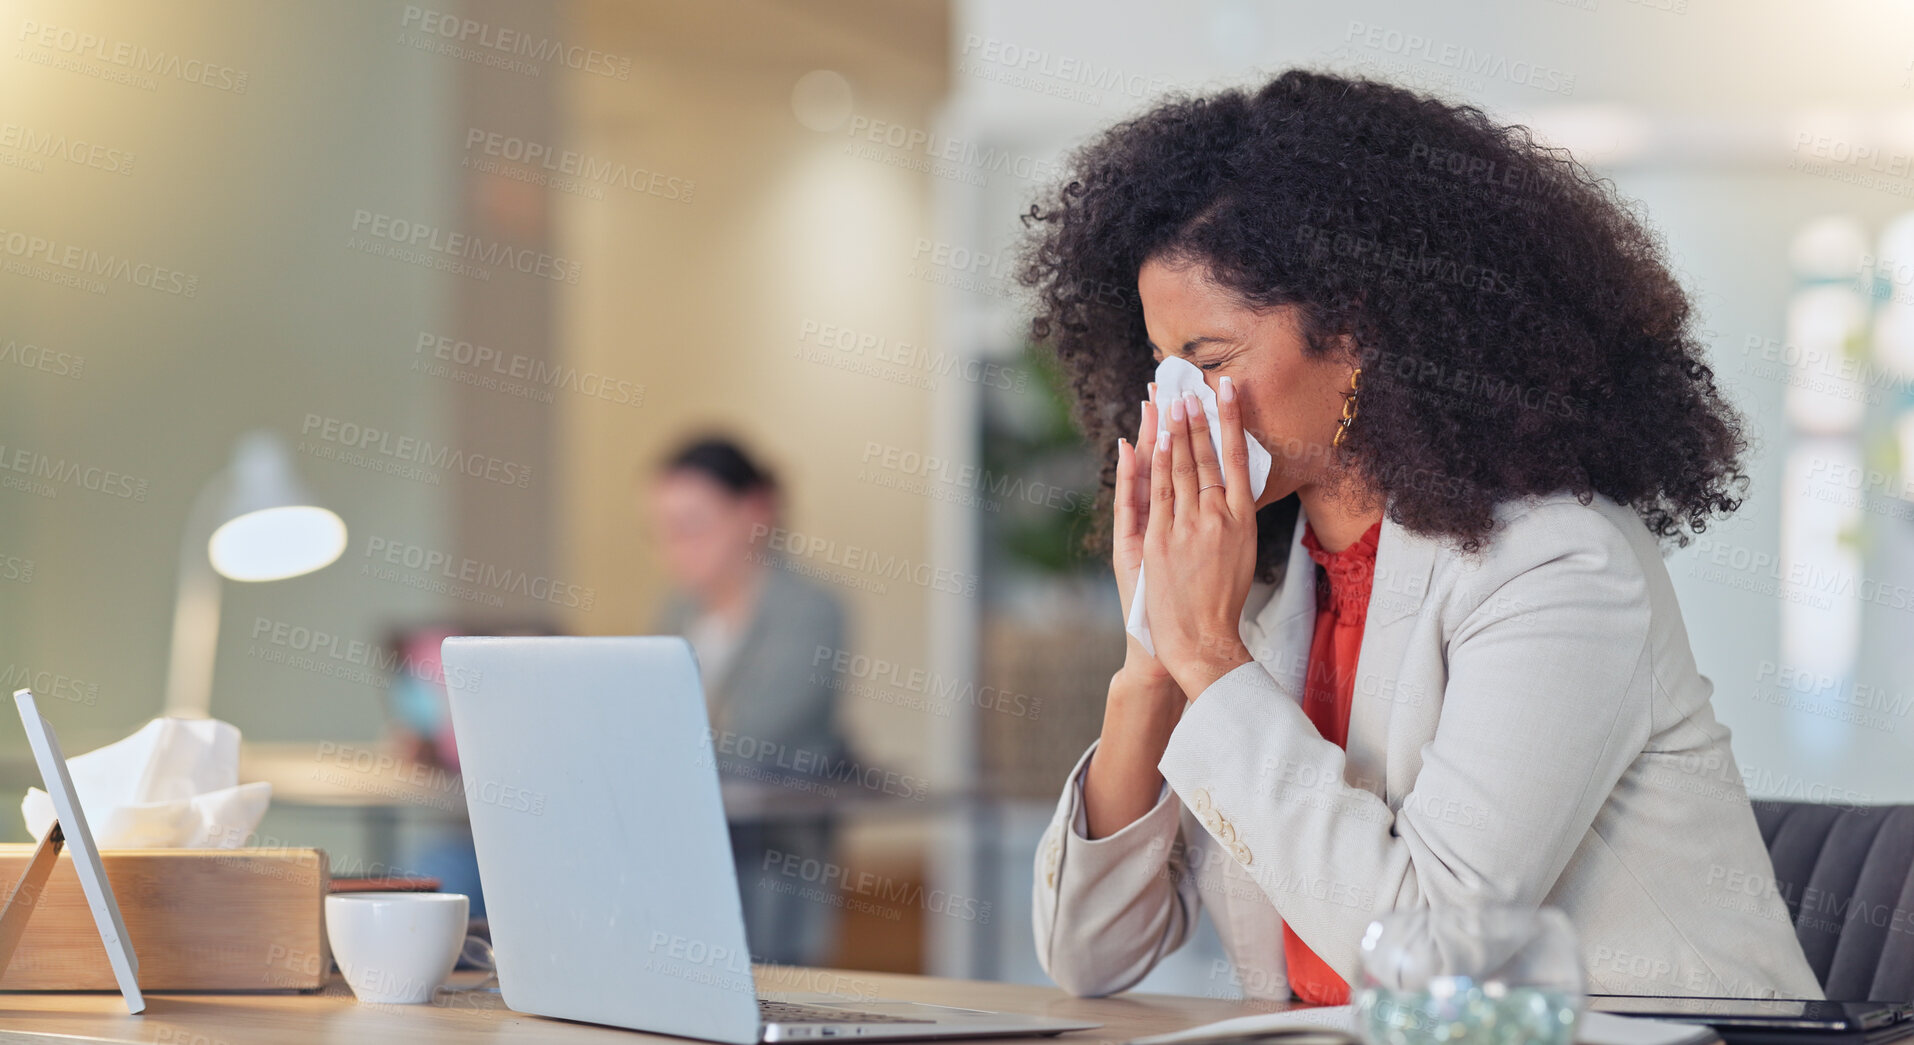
[1750,800,1914,1002]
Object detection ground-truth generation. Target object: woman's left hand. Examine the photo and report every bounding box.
[1143,378,1259,699]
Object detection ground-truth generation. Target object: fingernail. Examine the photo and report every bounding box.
[1183,391,1201,418]
[1169,396,1185,422]
[1219,375,1234,402]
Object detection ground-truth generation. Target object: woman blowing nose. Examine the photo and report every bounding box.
[1015,70,1820,1004]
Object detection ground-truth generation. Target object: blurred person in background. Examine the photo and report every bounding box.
[647,434,851,966]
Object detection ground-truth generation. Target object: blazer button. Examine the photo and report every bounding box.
[1200,809,1222,834]
[1216,819,1237,845]
[1046,870,1056,888]
[1190,788,1213,814]
[1231,841,1253,866]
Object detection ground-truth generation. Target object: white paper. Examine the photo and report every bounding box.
[1129,1004,1354,1045]
[1126,355,1273,657]
[1129,1005,1714,1045]
[21,716,271,848]
[1576,1012,1718,1045]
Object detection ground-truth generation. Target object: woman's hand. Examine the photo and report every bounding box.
[1113,386,1172,683]
[1083,384,1191,840]
[1142,378,1258,699]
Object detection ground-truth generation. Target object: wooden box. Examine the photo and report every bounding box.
[0,847,330,991]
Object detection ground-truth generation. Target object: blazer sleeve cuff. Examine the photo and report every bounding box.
[1162,659,1302,769]
[1156,661,1313,860]
[1038,740,1182,897]
[1034,738,1199,996]
[1067,738,1174,841]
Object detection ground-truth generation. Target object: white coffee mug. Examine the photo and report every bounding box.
[325,892,470,1004]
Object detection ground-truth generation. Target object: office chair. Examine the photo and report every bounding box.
[1750,800,1914,1001]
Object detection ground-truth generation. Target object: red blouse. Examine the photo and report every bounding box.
[1282,517,1383,1005]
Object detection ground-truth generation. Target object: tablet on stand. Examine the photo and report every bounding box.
[0,690,144,1014]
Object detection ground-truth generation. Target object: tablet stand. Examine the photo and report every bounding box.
[0,821,66,979]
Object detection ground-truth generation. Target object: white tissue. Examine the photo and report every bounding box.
[22,717,271,848]
[1125,355,1273,657]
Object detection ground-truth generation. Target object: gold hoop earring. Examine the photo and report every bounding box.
[1333,367,1362,448]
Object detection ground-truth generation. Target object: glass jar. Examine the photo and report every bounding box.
[1355,905,1585,1045]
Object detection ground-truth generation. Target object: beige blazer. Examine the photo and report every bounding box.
[1033,491,1823,1002]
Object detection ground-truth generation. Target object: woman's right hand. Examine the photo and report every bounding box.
[1115,385,1173,684]
[1085,385,1188,839]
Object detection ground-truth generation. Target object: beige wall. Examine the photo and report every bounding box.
[555,0,951,772]
[0,2,456,757]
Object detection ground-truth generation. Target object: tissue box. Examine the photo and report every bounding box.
[0,846,330,991]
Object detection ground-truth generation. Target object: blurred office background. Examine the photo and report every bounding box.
[3,0,1913,998]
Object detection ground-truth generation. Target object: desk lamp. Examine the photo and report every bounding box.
[162,431,347,718]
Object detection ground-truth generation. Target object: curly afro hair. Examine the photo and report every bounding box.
[1017,69,1748,582]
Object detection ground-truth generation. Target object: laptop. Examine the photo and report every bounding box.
[439,635,1099,1043]
[1589,996,1914,1045]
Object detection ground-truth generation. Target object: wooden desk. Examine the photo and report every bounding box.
[0,966,1298,1044]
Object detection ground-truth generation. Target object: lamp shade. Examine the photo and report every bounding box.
[205,431,346,582]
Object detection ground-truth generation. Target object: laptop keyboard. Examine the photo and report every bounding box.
[758,999,935,1025]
